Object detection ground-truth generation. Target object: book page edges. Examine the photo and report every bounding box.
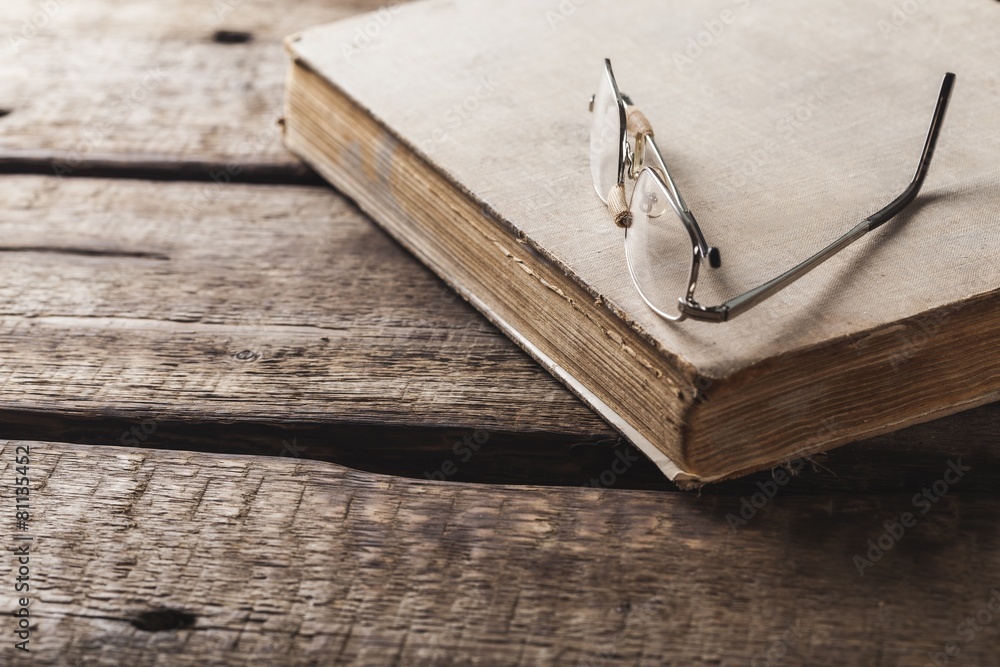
[462,291,692,483]
[282,55,700,480]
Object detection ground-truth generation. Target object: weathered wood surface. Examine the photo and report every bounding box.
[0,0,996,662]
[0,0,995,490]
[0,175,606,432]
[1,441,998,666]
[2,173,999,490]
[0,0,403,177]
[0,0,630,487]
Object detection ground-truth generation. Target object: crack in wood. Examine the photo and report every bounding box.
[0,151,325,186]
[0,246,169,260]
[130,609,197,632]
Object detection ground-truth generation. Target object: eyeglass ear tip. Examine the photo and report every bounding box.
[707,247,721,269]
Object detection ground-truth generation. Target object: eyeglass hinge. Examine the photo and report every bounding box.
[678,302,729,322]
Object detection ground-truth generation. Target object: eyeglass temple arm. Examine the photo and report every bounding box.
[635,119,722,268]
[680,72,955,323]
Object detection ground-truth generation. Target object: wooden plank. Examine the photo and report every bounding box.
[0,174,605,434]
[0,172,671,486]
[0,0,402,176]
[2,440,998,666]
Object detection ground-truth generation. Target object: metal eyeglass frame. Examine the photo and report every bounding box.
[589,58,956,323]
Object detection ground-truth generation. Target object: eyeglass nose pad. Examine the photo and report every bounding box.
[637,188,668,219]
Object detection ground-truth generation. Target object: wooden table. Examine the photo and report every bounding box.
[1,1,998,664]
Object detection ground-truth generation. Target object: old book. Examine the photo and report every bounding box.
[282,0,1000,485]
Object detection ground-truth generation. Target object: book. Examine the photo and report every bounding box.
[282,0,1000,485]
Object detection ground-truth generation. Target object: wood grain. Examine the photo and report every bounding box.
[0,0,406,178]
[2,440,998,666]
[2,173,999,490]
[0,174,616,456]
[2,0,998,490]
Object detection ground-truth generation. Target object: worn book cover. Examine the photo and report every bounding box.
[282,0,1000,484]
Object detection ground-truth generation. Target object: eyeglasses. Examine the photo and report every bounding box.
[589,58,955,323]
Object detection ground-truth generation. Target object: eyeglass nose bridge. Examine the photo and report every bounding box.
[625,107,654,180]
